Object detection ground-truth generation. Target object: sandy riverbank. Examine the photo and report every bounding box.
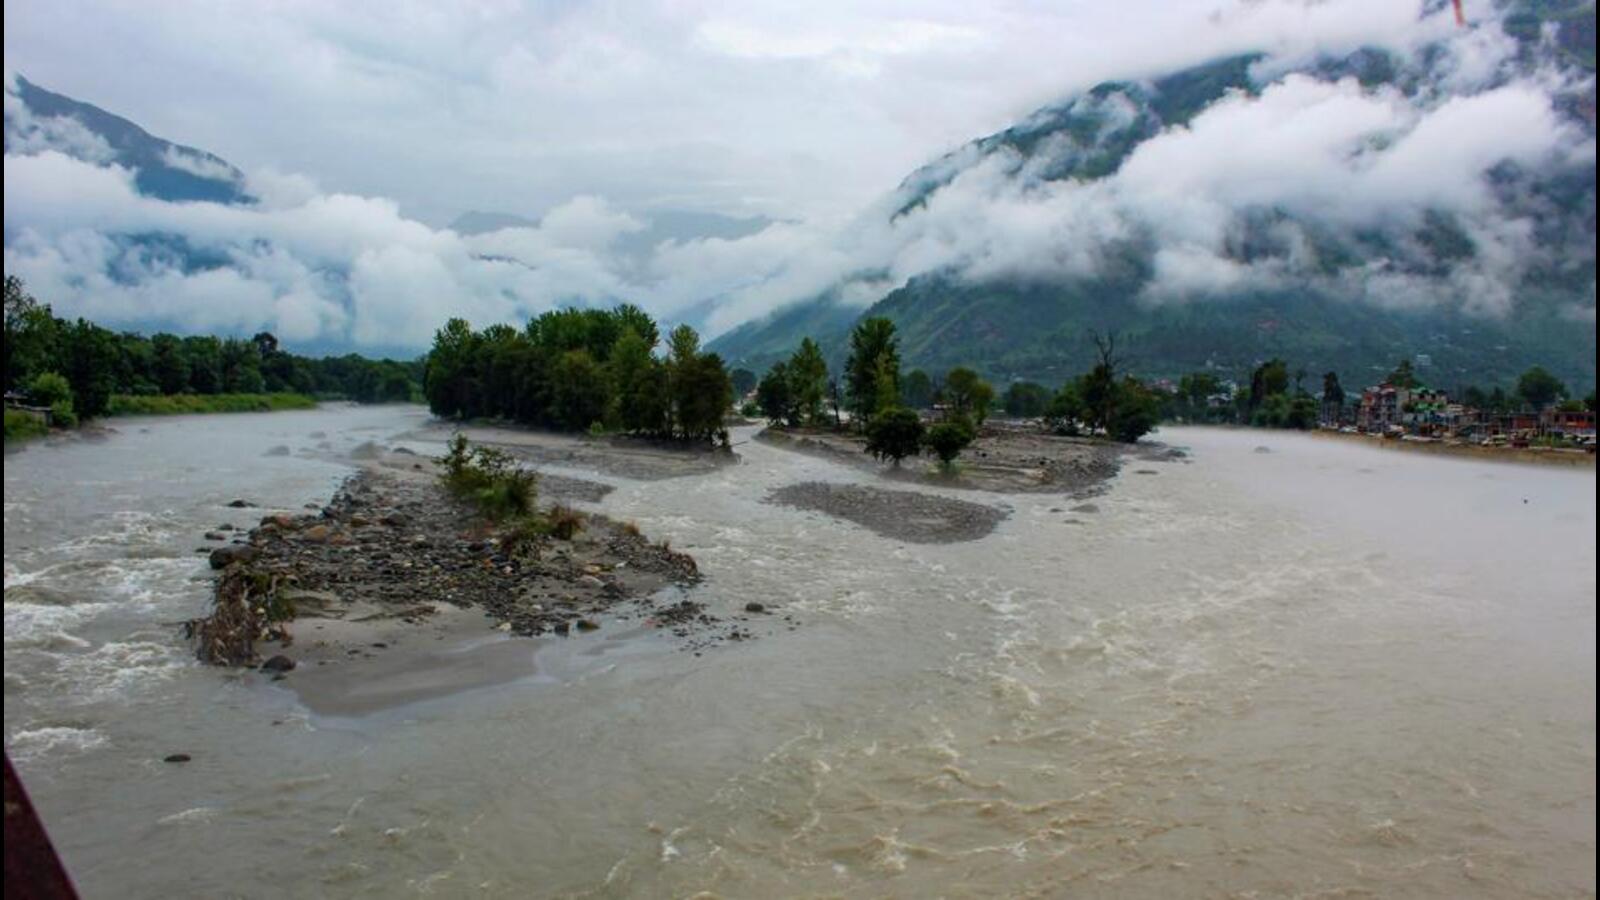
[756,420,1181,495]
[401,419,741,480]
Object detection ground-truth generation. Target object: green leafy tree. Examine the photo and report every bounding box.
[944,367,995,425]
[150,333,191,395]
[608,328,668,434]
[1388,358,1419,389]
[789,337,829,424]
[1002,381,1051,418]
[901,369,934,409]
[4,276,59,390]
[1046,380,1086,435]
[550,349,608,430]
[924,414,975,466]
[26,371,73,407]
[730,368,758,399]
[674,351,734,443]
[182,336,224,395]
[59,319,119,418]
[1516,366,1566,410]
[864,407,924,466]
[1107,378,1160,443]
[424,318,481,419]
[756,361,798,426]
[845,317,900,423]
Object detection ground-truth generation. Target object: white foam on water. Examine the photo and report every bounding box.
[8,726,108,761]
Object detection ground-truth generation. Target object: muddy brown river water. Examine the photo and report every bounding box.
[4,405,1594,898]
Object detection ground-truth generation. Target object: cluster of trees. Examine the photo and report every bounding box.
[3,276,420,422]
[423,305,734,444]
[754,320,1168,472]
[1159,355,1595,431]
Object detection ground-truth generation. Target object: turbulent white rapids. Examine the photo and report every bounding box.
[4,406,1595,898]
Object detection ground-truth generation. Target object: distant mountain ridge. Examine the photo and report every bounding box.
[5,73,253,205]
[710,3,1598,391]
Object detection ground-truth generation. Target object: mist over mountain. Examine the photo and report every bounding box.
[709,2,1597,390]
[4,74,252,207]
[2,1,1595,389]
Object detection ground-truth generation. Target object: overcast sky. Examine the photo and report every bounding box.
[0,0,1459,227]
[4,0,1592,350]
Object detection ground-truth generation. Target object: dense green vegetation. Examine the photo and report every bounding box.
[4,408,49,442]
[422,304,734,445]
[107,393,320,416]
[3,276,422,431]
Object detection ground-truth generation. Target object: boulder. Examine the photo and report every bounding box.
[301,524,332,543]
[260,655,296,673]
[263,445,291,457]
[163,753,192,764]
[744,602,766,613]
[261,513,298,529]
[226,499,257,508]
[204,531,227,541]
[208,545,260,570]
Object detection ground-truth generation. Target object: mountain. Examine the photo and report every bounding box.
[710,3,1598,392]
[5,73,253,205]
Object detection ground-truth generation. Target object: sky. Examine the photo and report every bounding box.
[3,0,1594,350]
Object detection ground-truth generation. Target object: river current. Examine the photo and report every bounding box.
[3,405,1594,898]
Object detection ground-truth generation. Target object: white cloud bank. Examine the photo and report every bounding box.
[3,0,1595,350]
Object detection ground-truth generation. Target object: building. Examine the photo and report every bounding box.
[1542,408,1596,440]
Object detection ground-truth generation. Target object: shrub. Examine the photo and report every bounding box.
[548,504,584,540]
[4,408,49,443]
[437,434,538,521]
[27,371,74,408]
[864,406,925,466]
[49,399,78,428]
[925,415,976,467]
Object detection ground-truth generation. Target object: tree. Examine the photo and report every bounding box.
[424,318,481,419]
[864,407,923,466]
[58,319,119,418]
[1388,358,1419,389]
[1046,380,1086,435]
[151,334,191,395]
[1106,378,1160,443]
[4,278,59,391]
[789,337,829,424]
[944,367,995,425]
[675,351,734,443]
[1002,381,1051,418]
[845,317,899,424]
[1322,371,1345,423]
[1516,366,1566,410]
[730,368,758,399]
[756,362,798,426]
[26,371,73,407]
[609,328,668,434]
[901,369,934,409]
[1587,391,1596,413]
[550,349,608,429]
[1248,358,1290,414]
[924,414,975,466]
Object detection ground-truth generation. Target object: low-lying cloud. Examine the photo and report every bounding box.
[3,0,1594,351]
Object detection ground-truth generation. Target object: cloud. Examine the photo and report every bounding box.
[2,0,1594,352]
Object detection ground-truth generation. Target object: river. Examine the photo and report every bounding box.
[4,406,1594,898]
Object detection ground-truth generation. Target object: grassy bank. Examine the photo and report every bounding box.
[4,408,50,444]
[107,392,318,416]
